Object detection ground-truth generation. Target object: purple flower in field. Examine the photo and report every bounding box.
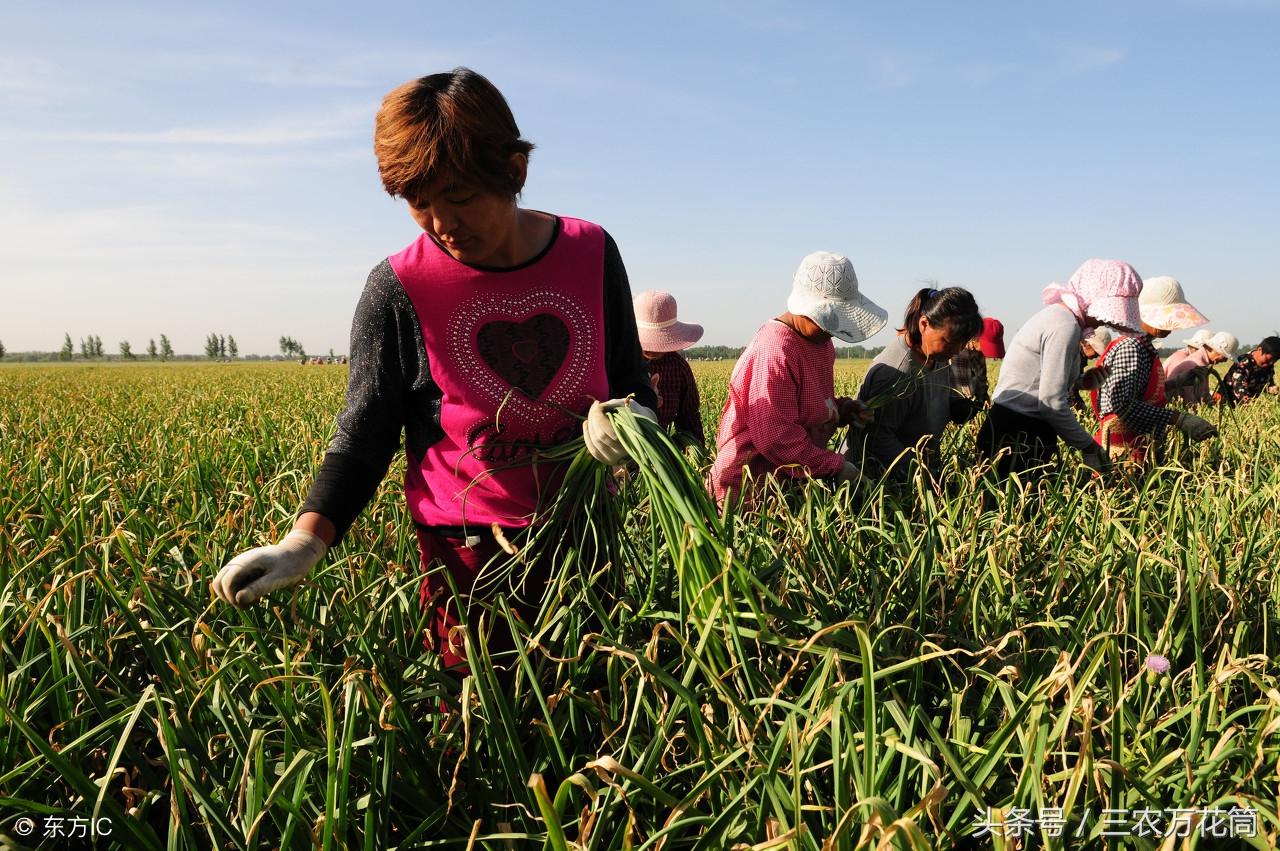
[1145,654,1171,675]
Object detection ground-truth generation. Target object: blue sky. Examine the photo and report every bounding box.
[2,1,1278,355]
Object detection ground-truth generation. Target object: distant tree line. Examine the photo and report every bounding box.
[683,344,884,361]
[0,332,311,362]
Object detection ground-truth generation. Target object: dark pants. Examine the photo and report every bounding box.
[977,403,1058,479]
[415,527,551,675]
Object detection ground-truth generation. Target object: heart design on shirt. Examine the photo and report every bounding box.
[447,290,597,427]
[476,314,570,401]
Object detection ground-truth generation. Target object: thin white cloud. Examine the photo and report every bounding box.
[867,51,929,90]
[0,55,76,105]
[1054,43,1126,77]
[98,147,370,184]
[956,61,1021,85]
[144,47,453,89]
[18,102,373,147]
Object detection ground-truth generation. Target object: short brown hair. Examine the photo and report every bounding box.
[374,68,534,201]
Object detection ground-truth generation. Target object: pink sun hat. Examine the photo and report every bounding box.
[633,290,704,352]
[1043,259,1144,333]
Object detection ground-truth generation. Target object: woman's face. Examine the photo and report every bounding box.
[917,316,969,361]
[1140,321,1171,339]
[1206,349,1227,364]
[404,179,520,267]
[1081,340,1099,359]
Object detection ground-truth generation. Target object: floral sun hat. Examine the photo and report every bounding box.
[1043,259,1144,333]
[1139,276,1208,332]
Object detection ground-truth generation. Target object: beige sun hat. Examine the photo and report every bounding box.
[786,251,888,344]
[1138,276,1208,331]
[1206,331,1239,359]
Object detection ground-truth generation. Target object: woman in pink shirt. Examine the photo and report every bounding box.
[1163,329,1212,376]
[212,69,657,681]
[710,251,887,504]
[1166,331,1238,405]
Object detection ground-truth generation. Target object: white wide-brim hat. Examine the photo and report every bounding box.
[633,290,703,352]
[786,250,888,344]
[1184,329,1213,349]
[1206,331,1239,359]
[1084,325,1116,352]
[1139,276,1208,331]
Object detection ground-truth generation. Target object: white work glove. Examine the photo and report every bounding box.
[1081,443,1110,474]
[582,398,658,465]
[212,529,327,607]
[1173,411,1218,441]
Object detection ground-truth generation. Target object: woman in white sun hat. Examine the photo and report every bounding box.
[710,250,886,503]
[1089,275,1218,464]
[1165,329,1238,406]
[633,290,706,448]
[981,258,1144,478]
[1164,329,1213,375]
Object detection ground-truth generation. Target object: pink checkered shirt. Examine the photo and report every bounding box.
[710,320,844,501]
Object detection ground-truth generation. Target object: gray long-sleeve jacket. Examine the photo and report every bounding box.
[990,304,1095,451]
[844,334,954,477]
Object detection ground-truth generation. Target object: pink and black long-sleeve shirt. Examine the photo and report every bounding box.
[301,217,656,542]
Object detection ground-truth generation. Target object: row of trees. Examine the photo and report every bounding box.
[204,334,239,360]
[53,333,178,361]
[279,336,307,359]
[0,334,341,362]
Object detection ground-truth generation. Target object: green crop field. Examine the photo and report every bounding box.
[3,361,1279,849]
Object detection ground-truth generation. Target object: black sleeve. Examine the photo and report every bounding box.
[299,261,443,545]
[602,231,658,411]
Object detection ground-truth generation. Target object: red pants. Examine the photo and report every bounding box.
[414,527,551,674]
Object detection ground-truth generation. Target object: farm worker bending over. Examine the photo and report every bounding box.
[1163,329,1212,376]
[1165,330,1238,406]
[212,68,657,677]
[977,258,1143,478]
[710,251,885,504]
[1089,276,1217,465]
[1072,325,1115,412]
[633,290,706,450]
[844,287,983,480]
[1214,336,1280,407]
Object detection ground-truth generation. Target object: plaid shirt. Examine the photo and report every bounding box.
[1220,352,1275,405]
[1096,335,1174,434]
[949,347,988,402]
[647,351,704,445]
